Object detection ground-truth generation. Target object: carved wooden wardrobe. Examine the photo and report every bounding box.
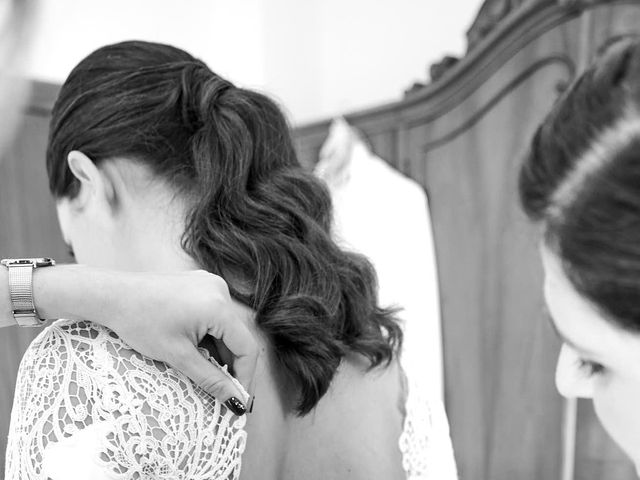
[294,1,640,480]
[1,1,640,479]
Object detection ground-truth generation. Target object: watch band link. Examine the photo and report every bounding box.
[7,264,44,327]
[8,265,36,314]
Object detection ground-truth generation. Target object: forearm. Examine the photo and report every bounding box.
[0,264,126,329]
[35,265,127,329]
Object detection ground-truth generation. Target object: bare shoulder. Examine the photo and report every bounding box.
[332,352,406,404]
[284,353,406,480]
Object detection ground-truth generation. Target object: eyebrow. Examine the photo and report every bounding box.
[544,309,598,357]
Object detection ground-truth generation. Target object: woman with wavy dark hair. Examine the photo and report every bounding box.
[6,40,406,480]
[520,35,640,475]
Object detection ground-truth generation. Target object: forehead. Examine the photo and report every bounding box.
[541,247,599,342]
[540,244,640,368]
[540,245,589,317]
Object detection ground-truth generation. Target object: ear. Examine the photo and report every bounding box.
[67,150,115,209]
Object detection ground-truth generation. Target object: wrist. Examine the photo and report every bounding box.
[33,265,146,331]
[33,264,124,328]
[32,264,84,322]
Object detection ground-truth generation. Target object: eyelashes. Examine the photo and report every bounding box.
[577,358,605,377]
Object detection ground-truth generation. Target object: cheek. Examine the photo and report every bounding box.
[61,212,116,267]
[71,229,105,265]
[555,344,595,398]
[75,228,124,268]
[593,377,640,466]
[57,199,126,268]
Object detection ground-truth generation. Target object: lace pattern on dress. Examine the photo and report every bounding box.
[398,377,458,480]
[5,319,247,480]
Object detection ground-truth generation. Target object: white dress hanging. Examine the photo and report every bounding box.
[316,118,459,480]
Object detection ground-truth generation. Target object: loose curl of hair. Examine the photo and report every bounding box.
[519,35,640,332]
[46,40,402,415]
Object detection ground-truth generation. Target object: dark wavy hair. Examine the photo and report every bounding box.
[46,40,402,415]
[519,35,640,332]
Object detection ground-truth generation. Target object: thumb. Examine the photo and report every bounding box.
[172,344,250,416]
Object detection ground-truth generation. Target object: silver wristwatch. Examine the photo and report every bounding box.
[1,258,55,327]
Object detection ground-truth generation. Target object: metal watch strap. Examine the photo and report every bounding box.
[7,264,43,327]
[2,257,54,326]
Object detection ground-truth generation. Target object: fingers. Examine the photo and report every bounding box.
[209,301,260,396]
[187,279,260,412]
[172,345,250,416]
[233,343,260,409]
[224,331,259,398]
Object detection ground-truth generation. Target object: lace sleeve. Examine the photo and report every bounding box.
[5,320,247,480]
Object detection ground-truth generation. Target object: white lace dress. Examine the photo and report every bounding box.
[5,319,248,480]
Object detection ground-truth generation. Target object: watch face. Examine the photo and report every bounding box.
[1,257,55,267]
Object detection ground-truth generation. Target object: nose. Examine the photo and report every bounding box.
[555,344,595,399]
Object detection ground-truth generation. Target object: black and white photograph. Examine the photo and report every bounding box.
[1,1,639,479]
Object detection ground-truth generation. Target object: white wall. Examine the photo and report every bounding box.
[268,0,481,122]
[26,0,481,124]
[27,0,267,88]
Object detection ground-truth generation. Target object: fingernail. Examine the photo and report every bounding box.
[249,395,256,413]
[225,397,247,416]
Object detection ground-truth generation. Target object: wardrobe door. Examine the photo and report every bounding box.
[403,38,574,480]
[0,84,70,477]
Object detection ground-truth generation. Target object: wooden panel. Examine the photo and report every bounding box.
[411,56,569,480]
[0,93,72,477]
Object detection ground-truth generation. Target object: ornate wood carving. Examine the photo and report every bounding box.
[467,0,533,52]
[404,0,613,96]
[406,56,461,96]
[421,54,575,153]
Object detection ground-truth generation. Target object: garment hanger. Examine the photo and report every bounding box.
[314,117,356,186]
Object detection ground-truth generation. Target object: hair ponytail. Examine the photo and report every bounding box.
[182,73,402,413]
[47,40,402,415]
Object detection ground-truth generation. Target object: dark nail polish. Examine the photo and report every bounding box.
[225,397,247,416]
[249,395,256,413]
